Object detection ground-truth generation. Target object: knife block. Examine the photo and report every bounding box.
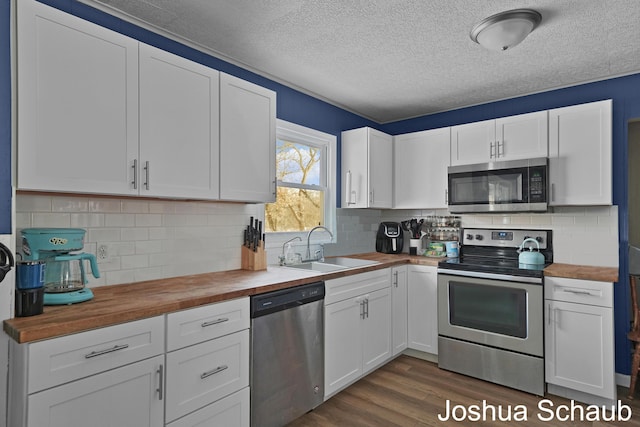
[241,245,267,271]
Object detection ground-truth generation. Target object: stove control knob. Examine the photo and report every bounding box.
[475,234,483,241]
[524,235,531,240]
[466,234,473,241]
[535,236,543,243]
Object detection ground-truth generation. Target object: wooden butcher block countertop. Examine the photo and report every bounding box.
[2,253,615,344]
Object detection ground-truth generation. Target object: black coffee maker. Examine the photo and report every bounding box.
[376,222,404,254]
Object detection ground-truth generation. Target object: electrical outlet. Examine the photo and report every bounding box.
[98,244,108,260]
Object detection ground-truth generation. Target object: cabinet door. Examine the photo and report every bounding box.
[391,266,408,355]
[548,100,612,206]
[16,0,138,195]
[27,355,164,427]
[368,129,393,208]
[324,297,362,398]
[362,287,392,374]
[139,44,220,199]
[450,120,494,166]
[495,110,548,161]
[342,127,369,208]
[407,265,438,354]
[545,300,615,400]
[220,73,276,202]
[342,127,392,208]
[394,128,450,209]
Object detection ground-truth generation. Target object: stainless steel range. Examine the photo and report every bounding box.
[437,228,552,396]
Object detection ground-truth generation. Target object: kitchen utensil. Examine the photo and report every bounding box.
[517,238,545,266]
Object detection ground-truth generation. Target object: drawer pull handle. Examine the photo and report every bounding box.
[200,365,228,379]
[157,364,164,401]
[84,344,129,359]
[201,318,229,328]
[562,289,593,296]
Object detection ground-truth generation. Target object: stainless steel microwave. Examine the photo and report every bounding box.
[447,157,548,213]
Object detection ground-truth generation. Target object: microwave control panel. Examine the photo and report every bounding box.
[528,166,547,203]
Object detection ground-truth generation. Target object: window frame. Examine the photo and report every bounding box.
[267,119,336,239]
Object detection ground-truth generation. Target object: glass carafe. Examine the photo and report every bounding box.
[43,253,99,293]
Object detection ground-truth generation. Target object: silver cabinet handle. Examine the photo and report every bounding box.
[562,289,593,296]
[489,142,495,159]
[201,318,229,328]
[498,141,504,157]
[551,183,556,202]
[85,344,129,359]
[346,170,356,205]
[143,161,150,190]
[364,297,369,319]
[131,159,138,190]
[201,365,228,379]
[157,364,164,400]
[393,271,398,287]
[369,190,374,204]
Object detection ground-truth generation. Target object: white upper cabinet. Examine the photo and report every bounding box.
[17,0,139,195]
[139,44,220,199]
[17,0,276,203]
[342,127,393,208]
[548,100,612,206]
[450,111,548,166]
[394,127,450,209]
[219,73,277,203]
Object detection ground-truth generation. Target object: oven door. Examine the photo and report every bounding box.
[437,273,543,357]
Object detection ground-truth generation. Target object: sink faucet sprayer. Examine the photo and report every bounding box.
[280,236,302,265]
[306,226,334,261]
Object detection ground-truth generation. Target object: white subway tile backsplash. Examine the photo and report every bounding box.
[89,199,122,213]
[31,213,71,227]
[70,213,104,228]
[105,213,135,227]
[52,196,89,212]
[16,194,52,212]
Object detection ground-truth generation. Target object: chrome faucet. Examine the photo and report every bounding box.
[280,236,302,265]
[306,226,334,261]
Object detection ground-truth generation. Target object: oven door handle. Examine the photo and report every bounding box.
[437,269,543,285]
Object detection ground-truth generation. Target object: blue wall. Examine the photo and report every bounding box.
[381,74,640,377]
[4,0,640,377]
[0,0,12,234]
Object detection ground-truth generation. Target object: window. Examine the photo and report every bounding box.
[265,120,336,235]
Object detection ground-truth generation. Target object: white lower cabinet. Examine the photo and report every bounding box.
[324,269,392,398]
[27,355,164,427]
[544,277,616,405]
[165,297,250,426]
[407,265,438,354]
[8,298,251,427]
[8,316,166,427]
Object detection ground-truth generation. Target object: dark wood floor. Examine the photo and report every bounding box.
[289,355,640,427]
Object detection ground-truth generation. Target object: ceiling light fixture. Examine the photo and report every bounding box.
[470,9,542,51]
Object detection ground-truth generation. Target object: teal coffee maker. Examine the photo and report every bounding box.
[21,228,100,305]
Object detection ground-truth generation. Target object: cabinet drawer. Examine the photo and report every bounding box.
[27,316,164,394]
[165,329,249,423]
[166,387,249,427]
[325,268,391,305]
[167,297,249,351]
[545,277,613,307]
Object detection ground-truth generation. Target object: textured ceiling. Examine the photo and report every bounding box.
[79,0,640,123]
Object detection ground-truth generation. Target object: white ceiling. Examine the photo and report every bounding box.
[80,0,640,123]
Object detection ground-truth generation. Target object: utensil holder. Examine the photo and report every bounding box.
[241,245,267,271]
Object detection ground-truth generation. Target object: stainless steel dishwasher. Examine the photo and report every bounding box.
[250,281,325,427]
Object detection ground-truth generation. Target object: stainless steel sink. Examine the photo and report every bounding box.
[284,262,347,272]
[282,257,378,272]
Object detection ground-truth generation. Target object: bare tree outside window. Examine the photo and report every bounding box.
[265,140,325,232]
